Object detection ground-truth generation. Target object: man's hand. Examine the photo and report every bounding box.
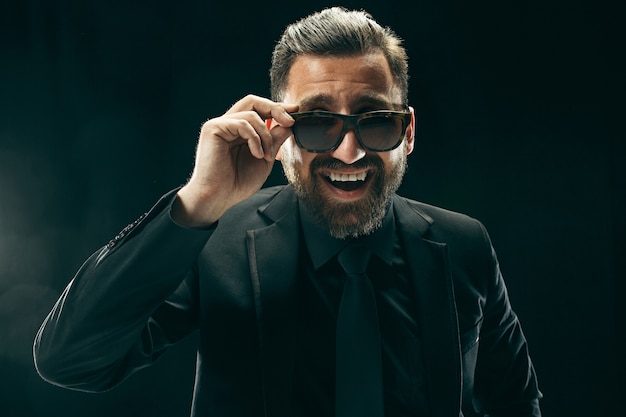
[172,95,298,227]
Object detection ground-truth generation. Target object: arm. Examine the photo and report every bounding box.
[473,222,542,416]
[33,95,297,391]
[33,192,210,391]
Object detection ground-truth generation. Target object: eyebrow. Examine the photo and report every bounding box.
[298,94,336,110]
[298,92,399,111]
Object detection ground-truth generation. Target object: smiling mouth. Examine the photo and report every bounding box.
[323,171,370,192]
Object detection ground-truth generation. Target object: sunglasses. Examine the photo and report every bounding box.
[289,110,411,153]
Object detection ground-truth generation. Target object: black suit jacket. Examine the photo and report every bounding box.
[34,186,542,417]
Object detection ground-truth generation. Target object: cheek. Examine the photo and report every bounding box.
[279,139,313,175]
[278,138,302,163]
[382,148,404,170]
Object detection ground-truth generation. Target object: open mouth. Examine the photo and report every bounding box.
[323,171,370,192]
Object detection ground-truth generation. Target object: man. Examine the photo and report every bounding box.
[34,7,542,417]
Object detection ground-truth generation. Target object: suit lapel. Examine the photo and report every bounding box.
[246,187,300,417]
[393,197,462,417]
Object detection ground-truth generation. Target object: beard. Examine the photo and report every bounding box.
[281,152,408,239]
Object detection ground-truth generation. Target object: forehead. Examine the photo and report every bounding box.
[284,52,400,109]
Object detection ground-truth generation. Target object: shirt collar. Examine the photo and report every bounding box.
[299,200,396,270]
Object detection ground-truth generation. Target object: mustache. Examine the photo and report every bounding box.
[309,155,384,172]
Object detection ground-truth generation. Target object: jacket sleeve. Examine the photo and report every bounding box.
[33,190,213,392]
[473,221,543,417]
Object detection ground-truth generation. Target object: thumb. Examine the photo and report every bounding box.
[268,125,293,161]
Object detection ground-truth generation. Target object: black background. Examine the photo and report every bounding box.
[0,1,623,416]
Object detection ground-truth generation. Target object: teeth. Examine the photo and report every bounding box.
[328,172,367,182]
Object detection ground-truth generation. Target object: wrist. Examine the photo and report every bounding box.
[171,185,225,228]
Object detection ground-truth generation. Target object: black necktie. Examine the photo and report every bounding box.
[335,244,384,417]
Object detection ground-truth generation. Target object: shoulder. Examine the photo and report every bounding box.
[393,195,495,268]
[226,185,291,213]
[394,196,502,296]
[216,185,293,227]
[393,195,487,240]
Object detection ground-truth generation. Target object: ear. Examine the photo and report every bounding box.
[405,106,416,155]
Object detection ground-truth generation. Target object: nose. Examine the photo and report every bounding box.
[329,130,367,164]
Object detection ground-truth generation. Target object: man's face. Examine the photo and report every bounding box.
[276,52,415,239]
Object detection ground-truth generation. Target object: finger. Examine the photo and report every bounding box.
[239,112,276,161]
[230,120,267,160]
[270,103,299,127]
[224,111,280,162]
[245,113,295,162]
[207,117,266,160]
[267,125,293,161]
[227,95,297,126]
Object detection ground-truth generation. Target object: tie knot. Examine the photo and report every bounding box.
[338,244,371,275]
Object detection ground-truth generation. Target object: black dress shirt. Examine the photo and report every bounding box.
[292,201,431,416]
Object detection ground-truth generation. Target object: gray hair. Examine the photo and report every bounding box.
[270,7,409,105]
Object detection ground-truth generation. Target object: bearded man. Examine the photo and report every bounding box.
[34,7,542,417]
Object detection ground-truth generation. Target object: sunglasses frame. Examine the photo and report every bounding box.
[289,110,412,153]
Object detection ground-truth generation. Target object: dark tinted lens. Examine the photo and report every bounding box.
[293,115,342,151]
[357,114,405,151]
